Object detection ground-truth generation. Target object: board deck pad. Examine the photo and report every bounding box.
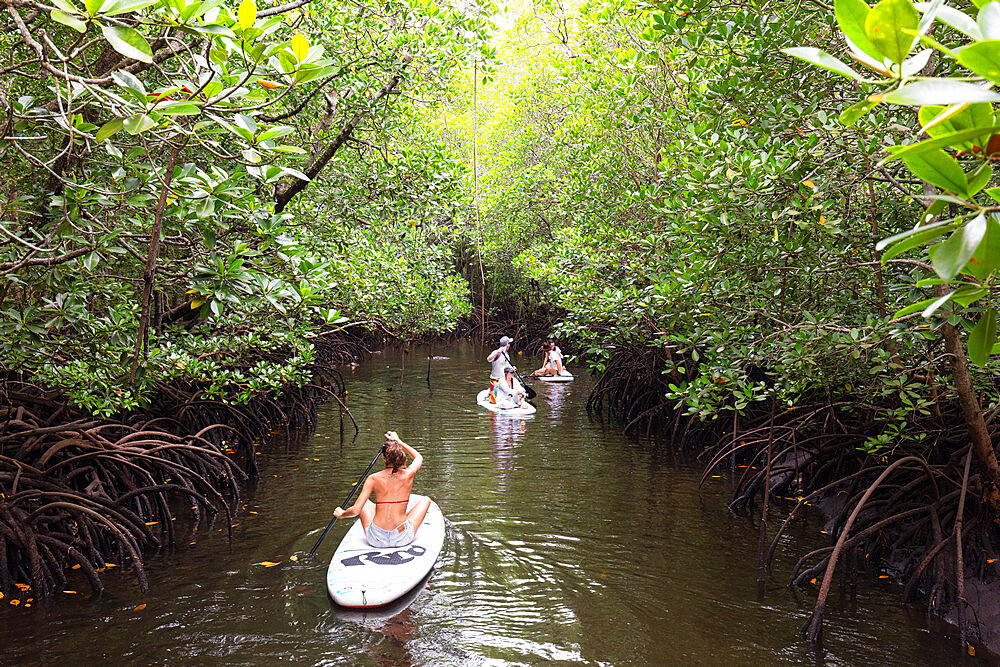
[327,496,444,608]
[536,371,574,383]
[476,389,537,416]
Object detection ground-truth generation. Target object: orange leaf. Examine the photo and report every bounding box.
[256,561,281,567]
[145,521,159,526]
[10,599,19,606]
[15,583,31,591]
[968,643,976,656]
[258,79,287,89]
[988,558,998,564]
[63,591,78,595]
[134,604,147,611]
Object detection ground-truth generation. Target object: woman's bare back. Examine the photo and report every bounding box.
[369,467,416,529]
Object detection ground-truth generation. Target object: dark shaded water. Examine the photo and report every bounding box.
[0,343,978,664]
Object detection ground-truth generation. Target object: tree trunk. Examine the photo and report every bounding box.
[273,58,412,213]
[129,141,183,384]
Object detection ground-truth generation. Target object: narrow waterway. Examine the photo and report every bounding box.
[0,343,971,664]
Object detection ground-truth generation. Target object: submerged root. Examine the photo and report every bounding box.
[590,345,1000,649]
[0,335,357,599]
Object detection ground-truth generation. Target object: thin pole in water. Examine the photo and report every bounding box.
[308,445,385,557]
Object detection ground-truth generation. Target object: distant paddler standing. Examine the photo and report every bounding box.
[486,336,513,404]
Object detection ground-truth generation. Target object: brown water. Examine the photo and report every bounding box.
[0,343,977,665]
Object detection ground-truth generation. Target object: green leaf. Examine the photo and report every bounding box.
[966,213,1000,281]
[893,293,948,319]
[50,9,87,31]
[156,101,201,115]
[837,0,883,61]
[783,47,862,80]
[84,0,104,15]
[878,81,1000,106]
[880,223,952,262]
[980,1,1000,39]
[95,117,124,142]
[931,213,987,279]
[238,0,256,29]
[885,124,1000,161]
[293,64,335,84]
[968,309,997,366]
[840,99,880,126]
[901,148,969,197]
[291,32,309,62]
[922,290,956,318]
[957,41,1000,85]
[876,213,952,251]
[100,24,153,63]
[123,113,156,134]
[969,163,993,196]
[866,0,918,64]
[51,0,81,13]
[958,39,1000,88]
[101,0,156,15]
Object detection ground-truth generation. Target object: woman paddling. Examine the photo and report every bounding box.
[333,431,431,548]
[530,341,564,377]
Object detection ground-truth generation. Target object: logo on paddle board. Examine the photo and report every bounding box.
[341,545,426,567]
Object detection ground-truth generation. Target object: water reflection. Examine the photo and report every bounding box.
[538,381,571,420]
[0,342,975,666]
[488,411,528,486]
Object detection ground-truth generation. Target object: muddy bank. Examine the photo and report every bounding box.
[0,334,363,603]
[586,344,1000,655]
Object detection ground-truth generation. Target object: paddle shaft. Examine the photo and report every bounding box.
[503,351,537,400]
[308,445,384,557]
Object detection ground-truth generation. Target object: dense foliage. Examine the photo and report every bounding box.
[439,0,995,468]
[1,0,490,414]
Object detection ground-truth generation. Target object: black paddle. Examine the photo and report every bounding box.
[308,444,385,557]
[503,351,537,400]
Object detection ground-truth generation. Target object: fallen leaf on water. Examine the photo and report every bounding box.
[598,573,607,578]
[71,564,81,570]
[256,561,282,567]
[10,599,19,606]
[63,591,78,595]
[988,558,998,564]
[189,541,196,546]
[249,511,258,515]
[313,458,320,461]
[878,575,888,579]
[134,604,147,611]
[810,578,817,584]
[968,643,976,656]
[15,583,31,591]
[145,521,159,526]
[231,523,240,528]
[104,563,117,568]
[289,555,298,562]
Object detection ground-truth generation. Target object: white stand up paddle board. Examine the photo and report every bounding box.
[327,496,444,608]
[476,389,537,416]
[535,371,574,383]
